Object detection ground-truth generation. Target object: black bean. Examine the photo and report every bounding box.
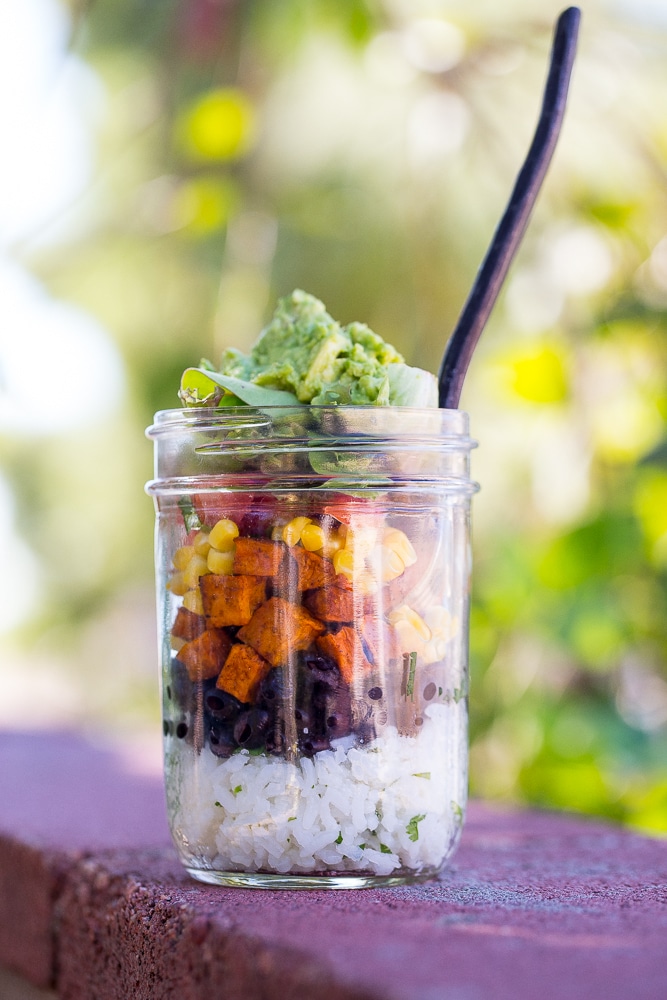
[304,651,336,672]
[176,721,188,739]
[368,686,383,701]
[170,659,194,710]
[302,652,341,691]
[234,708,270,750]
[294,706,312,730]
[355,721,376,745]
[265,727,286,756]
[209,720,236,758]
[259,668,290,706]
[300,736,330,757]
[204,688,243,721]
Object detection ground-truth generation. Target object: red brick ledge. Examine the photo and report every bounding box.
[1,730,666,1000]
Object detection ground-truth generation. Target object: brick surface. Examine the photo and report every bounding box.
[1,729,666,1000]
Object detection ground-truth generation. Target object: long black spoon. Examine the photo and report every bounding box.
[438,6,581,409]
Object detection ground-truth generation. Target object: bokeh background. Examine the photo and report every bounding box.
[2,0,667,831]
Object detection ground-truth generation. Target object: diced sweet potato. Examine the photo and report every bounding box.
[178,628,232,682]
[304,586,356,623]
[232,537,285,577]
[171,606,207,641]
[285,547,341,592]
[237,596,326,667]
[316,627,373,686]
[216,643,271,704]
[200,574,266,627]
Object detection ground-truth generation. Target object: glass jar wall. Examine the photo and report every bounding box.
[146,406,477,888]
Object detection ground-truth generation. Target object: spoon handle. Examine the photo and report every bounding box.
[438,6,581,409]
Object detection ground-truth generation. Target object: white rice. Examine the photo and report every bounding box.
[167,701,467,877]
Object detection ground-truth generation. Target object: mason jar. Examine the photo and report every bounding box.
[146,405,477,888]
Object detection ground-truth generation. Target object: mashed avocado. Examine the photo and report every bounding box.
[179,290,437,408]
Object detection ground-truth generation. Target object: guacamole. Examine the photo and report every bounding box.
[179,290,438,408]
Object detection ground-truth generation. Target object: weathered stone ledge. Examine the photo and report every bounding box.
[1,730,666,999]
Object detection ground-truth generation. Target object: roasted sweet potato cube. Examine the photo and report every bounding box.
[285,547,340,592]
[216,643,271,704]
[304,586,356,623]
[237,596,326,667]
[316,627,373,686]
[178,628,232,682]
[200,574,266,627]
[171,606,207,641]
[233,537,284,577]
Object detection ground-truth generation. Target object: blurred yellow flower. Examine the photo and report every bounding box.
[178,88,257,162]
[509,344,569,403]
[633,470,667,566]
[171,176,238,234]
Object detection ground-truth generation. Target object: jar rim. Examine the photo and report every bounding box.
[146,405,476,448]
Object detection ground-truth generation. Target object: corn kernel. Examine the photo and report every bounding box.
[391,619,426,657]
[373,545,405,583]
[333,547,355,580]
[183,588,204,616]
[300,523,325,552]
[166,571,189,597]
[207,548,235,575]
[421,640,439,666]
[387,604,431,641]
[183,554,210,589]
[382,528,417,567]
[421,637,447,666]
[172,545,195,571]
[209,518,239,551]
[282,516,311,547]
[321,530,345,559]
[423,605,452,637]
[193,531,211,557]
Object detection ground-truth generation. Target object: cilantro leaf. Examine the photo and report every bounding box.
[406,814,426,842]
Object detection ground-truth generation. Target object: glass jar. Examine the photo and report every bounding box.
[146,405,477,888]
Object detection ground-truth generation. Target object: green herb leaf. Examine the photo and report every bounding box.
[335,832,343,845]
[288,816,297,822]
[232,785,242,796]
[406,813,426,842]
[412,772,431,779]
[380,844,392,854]
[214,801,223,808]
[405,651,417,700]
[178,496,203,532]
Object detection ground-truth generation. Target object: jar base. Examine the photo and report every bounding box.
[186,866,440,890]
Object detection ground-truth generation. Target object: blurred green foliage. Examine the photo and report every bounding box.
[5,0,667,832]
